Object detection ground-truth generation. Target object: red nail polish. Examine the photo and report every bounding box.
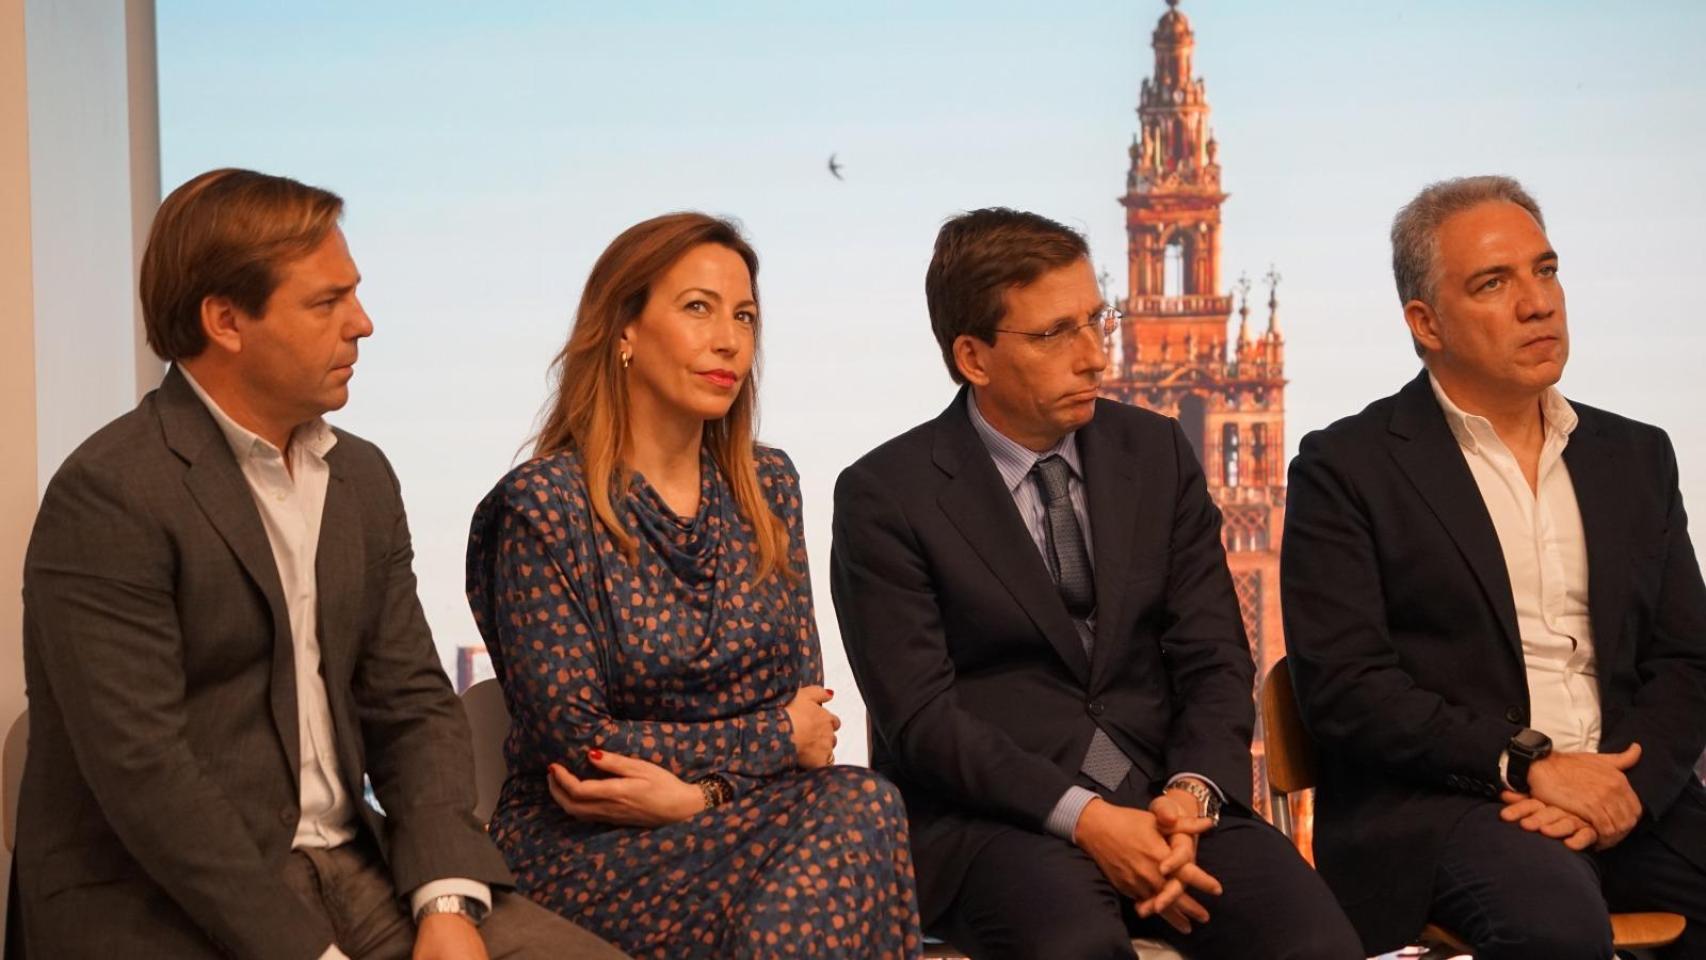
[589,749,604,761]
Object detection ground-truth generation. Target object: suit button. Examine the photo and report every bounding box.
[1087,701,1106,717]
[280,805,298,826]
[1505,706,1525,724]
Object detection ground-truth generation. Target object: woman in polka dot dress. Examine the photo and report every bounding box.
[466,212,921,959]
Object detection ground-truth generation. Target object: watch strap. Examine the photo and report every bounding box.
[1505,728,1553,794]
[415,893,488,927]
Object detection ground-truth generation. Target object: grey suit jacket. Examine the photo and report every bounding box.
[17,366,511,959]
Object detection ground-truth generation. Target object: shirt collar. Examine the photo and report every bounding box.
[179,365,338,465]
[1427,371,1577,456]
[966,390,1083,494]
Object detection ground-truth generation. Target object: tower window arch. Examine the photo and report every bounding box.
[1251,422,1269,485]
[1163,237,1185,297]
[1222,423,1240,487]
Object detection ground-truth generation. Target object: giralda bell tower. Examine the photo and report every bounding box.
[1101,0,1301,840]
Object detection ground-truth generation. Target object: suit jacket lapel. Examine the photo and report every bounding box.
[1079,408,1141,691]
[1561,415,1628,676]
[1386,371,1524,666]
[315,443,370,793]
[158,366,301,780]
[933,393,1091,684]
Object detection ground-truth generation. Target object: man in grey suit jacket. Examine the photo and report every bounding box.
[17,169,624,960]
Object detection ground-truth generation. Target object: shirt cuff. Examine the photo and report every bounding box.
[409,878,493,920]
[1044,786,1100,842]
[317,947,351,960]
[1498,750,1512,791]
[1164,772,1227,804]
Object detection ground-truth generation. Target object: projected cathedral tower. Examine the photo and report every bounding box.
[1101,0,1295,825]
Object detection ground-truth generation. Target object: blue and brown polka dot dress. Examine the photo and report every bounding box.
[467,444,921,959]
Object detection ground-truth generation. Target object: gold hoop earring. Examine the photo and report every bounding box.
[620,351,632,369]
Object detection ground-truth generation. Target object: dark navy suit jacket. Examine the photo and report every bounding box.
[831,389,1255,925]
[1283,370,1706,951]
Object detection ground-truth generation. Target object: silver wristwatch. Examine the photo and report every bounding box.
[1170,777,1222,827]
[415,894,489,927]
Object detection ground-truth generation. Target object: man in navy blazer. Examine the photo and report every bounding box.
[832,208,1357,959]
[1283,176,1706,958]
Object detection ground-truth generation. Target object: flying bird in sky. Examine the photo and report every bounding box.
[827,154,844,180]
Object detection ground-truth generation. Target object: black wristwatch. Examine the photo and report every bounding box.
[1506,727,1553,793]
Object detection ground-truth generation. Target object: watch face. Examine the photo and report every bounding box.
[1512,728,1552,754]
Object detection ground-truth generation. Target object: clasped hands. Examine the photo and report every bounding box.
[1497,742,1644,851]
[545,685,841,827]
[1075,787,1223,936]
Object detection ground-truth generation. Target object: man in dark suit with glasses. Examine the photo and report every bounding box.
[832,208,1357,959]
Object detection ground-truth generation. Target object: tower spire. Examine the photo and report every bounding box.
[1107,2,1292,829]
[1264,264,1283,339]
[1236,272,1255,348]
[1134,0,1212,185]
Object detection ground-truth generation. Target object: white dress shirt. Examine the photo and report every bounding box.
[1429,374,1602,767]
[182,370,487,958]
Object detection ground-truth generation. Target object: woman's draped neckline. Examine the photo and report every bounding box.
[625,444,728,590]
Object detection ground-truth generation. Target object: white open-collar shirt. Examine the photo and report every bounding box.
[183,369,486,957]
[1429,373,1602,758]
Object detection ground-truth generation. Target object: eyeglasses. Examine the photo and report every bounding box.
[993,307,1123,350]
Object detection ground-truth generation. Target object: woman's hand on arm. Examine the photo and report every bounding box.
[784,685,840,769]
[546,751,706,827]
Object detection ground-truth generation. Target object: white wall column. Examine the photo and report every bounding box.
[0,0,37,925]
[0,0,37,755]
[3,0,160,927]
[26,0,162,493]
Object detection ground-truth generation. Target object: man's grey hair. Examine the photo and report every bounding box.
[1391,176,1545,356]
[1391,175,1545,307]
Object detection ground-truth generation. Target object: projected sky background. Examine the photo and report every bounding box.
[157,1,1706,754]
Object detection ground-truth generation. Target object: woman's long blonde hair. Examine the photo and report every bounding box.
[532,212,791,583]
